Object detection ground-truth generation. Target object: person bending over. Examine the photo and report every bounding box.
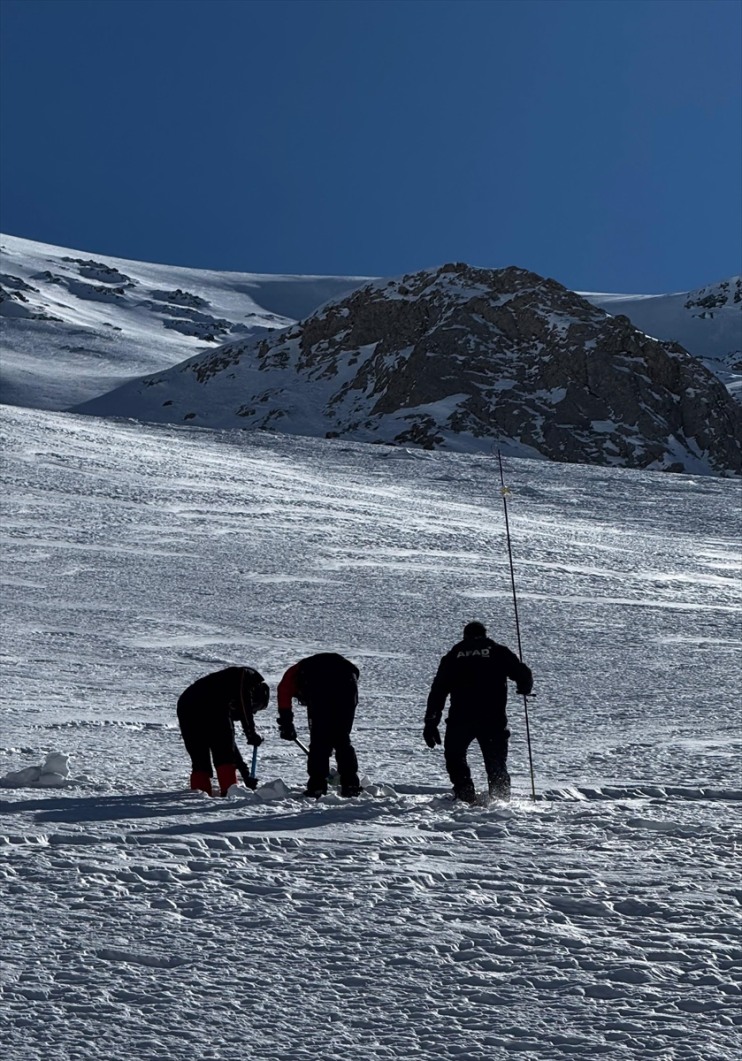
[177,666,269,796]
[277,652,362,798]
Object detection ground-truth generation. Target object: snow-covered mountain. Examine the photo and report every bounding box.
[3,235,741,474]
[2,235,741,414]
[77,262,742,476]
[2,243,740,1059]
[0,234,369,409]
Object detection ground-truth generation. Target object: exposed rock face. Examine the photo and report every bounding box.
[78,263,742,475]
[584,276,742,406]
[685,277,742,312]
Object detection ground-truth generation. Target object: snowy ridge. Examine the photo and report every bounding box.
[1,403,740,1060]
[0,233,369,409]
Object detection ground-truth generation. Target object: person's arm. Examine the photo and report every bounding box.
[238,712,263,746]
[423,657,450,748]
[234,669,264,745]
[277,664,300,712]
[426,657,450,724]
[276,664,300,739]
[504,650,533,695]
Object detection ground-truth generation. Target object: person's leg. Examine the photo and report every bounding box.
[209,708,240,796]
[444,718,476,802]
[478,726,511,800]
[306,707,332,796]
[177,697,213,794]
[333,701,360,796]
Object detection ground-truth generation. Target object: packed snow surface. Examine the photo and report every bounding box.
[1,404,741,1060]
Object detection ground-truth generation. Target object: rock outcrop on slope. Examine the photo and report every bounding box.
[76,263,742,475]
[587,276,742,403]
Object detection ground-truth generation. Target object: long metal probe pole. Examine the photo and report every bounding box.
[497,450,537,801]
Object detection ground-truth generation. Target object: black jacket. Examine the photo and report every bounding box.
[426,636,532,727]
[178,666,269,741]
[297,653,359,707]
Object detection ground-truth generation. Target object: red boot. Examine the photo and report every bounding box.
[190,771,212,796]
[216,763,238,797]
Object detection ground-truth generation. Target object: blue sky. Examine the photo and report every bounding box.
[1,0,740,292]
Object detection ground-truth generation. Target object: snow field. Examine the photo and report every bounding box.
[1,404,740,1060]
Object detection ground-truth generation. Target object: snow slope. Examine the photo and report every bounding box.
[1,403,740,1060]
[0,234,368,409]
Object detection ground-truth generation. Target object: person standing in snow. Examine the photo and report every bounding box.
[177,666,269,796]
[424,621,533,803]
[276,652,362,798]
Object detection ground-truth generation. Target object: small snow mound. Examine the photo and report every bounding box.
[0,752,71,788]
[363,782,397,798]
[255,778,291,802]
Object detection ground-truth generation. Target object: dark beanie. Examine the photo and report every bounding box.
[463,621,487,639]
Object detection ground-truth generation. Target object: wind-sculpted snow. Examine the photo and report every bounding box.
[1,405,740,1060]
[2,786,740,1060]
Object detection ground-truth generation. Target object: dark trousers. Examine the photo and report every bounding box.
[307,699,359,793]
[177,696,239,775]
[444,716,510,798]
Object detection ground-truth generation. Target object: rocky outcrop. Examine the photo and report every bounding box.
[77,263,742,475]
[685,277,742,312]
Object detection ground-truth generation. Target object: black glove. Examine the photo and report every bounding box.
[278,714,297,741]
[517,687,534,697]
[246,729,263,747]
[423,719,441,748]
